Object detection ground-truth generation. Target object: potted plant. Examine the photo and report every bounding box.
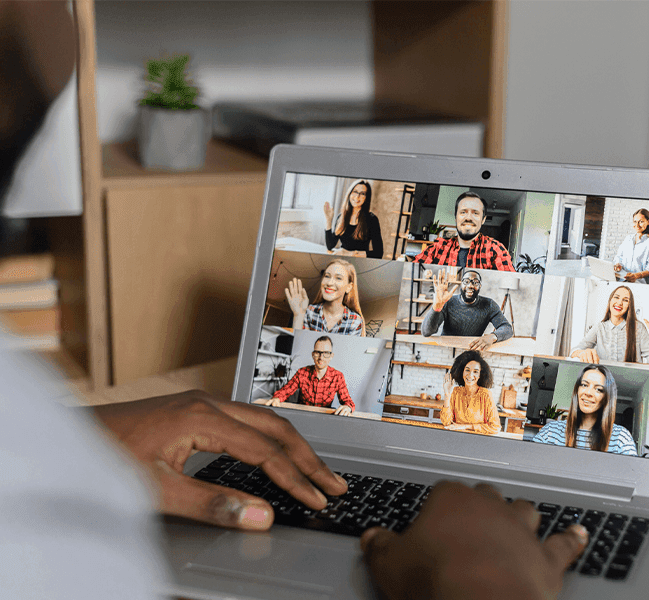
[138,54,209,171]
[516,253,546,274]
[424,220,446,241]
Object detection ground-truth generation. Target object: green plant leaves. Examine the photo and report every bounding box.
[140,54,199,110]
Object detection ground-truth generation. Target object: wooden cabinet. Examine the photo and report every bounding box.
[69,0,509,389]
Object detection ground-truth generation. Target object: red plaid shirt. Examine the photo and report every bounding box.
[273,366,355,410]
[413,233,515,271]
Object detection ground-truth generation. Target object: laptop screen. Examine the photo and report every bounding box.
[248,173,649,460]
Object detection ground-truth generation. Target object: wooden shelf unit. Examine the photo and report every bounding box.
[69,0,509,389]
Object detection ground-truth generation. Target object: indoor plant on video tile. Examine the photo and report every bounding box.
[138,54,209,170]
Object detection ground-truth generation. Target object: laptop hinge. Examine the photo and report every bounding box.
[311,441,636,502]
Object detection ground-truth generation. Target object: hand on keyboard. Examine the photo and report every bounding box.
[360,481,589,600]
[93,390,348,530]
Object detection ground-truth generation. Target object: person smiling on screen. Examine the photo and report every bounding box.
[571,285,649,364]
[265,336,354,416]
[441,350,501,435]
[285,259,366,336]
[422,268,513,351]
[413,191,515,271]
[613,208,649,283]
[324,179,384,259]
[533,365,637,455]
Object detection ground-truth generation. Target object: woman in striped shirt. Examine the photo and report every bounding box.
[570,285,649,364]
[533,364,637,455]
[284,259,366,336]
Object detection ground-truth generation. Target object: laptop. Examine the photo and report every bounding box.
[162,145,649,600]
[588,256,625,281]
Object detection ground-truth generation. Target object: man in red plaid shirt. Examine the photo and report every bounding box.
[265,336,355,416]
[413,192,516,271]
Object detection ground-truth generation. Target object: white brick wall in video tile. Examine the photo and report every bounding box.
[601,197,649,261]
[391,341,532,402]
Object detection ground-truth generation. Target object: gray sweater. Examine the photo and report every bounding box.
[422,295,513,341]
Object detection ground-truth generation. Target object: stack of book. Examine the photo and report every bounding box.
[212,100,484,157]
[0,253,59,350]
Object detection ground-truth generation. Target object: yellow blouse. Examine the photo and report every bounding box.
[440,386,501,435]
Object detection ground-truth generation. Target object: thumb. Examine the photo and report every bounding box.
[156,464,274,530]
[360,526,398,561]
[543,524,589,571]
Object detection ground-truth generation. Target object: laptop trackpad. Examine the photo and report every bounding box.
[185,531,358,596]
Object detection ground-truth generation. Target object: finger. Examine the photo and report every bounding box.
[510,498,541,532]
[183,404,336,508]
[360,526,398,556]
[214,401,347,499]
[156,464,274,530]
[543,524,589,571]
[474,483,504,501]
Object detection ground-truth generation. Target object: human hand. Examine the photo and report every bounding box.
[624,272,642,282]
[445,423,471,431]
[285,278,309,328]
[334,405,352,416]
[614,263,623,273]
[443,372,454,402]
[323,201,334,229]
[469,333,497,351]
[264,397,281,407]
[93,391,347,530]
[571,348,600,364]
[432,269,459,311]
[361,481,588,600]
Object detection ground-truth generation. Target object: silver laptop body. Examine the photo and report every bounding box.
[163,145,649,600]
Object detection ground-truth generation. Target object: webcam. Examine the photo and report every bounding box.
[481,170,491,180]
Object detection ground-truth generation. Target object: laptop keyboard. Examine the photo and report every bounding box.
[193,455,649,581]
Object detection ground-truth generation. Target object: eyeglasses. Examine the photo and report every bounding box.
[312,351,332,358]
[461,278,481,287]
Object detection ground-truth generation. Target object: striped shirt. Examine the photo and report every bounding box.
[440,386,501,435]
[572,319,649,363]
[413,233,515,272]
[272,365,355,410]
[304,303,363,336]
[532,420,638,455]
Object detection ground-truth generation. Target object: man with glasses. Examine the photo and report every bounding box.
[413,192,515,272]
[421,269,513,351]
[265,336,355,415]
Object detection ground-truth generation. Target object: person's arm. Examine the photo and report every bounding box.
[93,391,348,530]
[421,303,445,337]
[470,390,501,435]
[265,370,301,405]
[532,421,562,445]
[325,229,339,251]
[421,270,458,337]
[612,426,639,456]
[440,377,455,426]
[570,324,600,362]
[490,239,516,272]
[638,322,649,363]
[361,481,588,600]
[333,372,355,413]
[366,214,384,259]
[284,278,309,330]
[489,303,513,342]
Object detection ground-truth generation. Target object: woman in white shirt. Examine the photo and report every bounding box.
[570,285,649,363]
[613,208,649,283]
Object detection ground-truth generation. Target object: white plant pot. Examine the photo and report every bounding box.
[428,233,438,241]
[138,105,209,171]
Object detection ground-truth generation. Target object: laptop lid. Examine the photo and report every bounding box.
[231,144,649,504]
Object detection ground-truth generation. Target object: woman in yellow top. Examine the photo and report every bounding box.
[441,350,501,435]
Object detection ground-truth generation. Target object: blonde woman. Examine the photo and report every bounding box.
[285,259,366,336]
[324,180,383,258]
